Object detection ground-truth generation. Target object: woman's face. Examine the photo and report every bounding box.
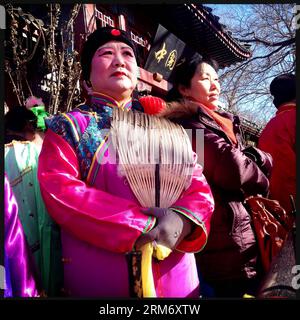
[89,41,138,102]
[179,62,220,110]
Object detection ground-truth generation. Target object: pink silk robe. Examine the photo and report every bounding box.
[38,96,214,297]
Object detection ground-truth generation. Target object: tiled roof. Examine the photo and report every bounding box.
[146,3,252,68]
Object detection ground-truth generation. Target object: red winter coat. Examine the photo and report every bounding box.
[258,103,296,215]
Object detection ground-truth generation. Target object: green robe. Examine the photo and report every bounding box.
[5,140,63,296]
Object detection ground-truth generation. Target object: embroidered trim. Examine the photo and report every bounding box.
[62,113,80,143]
[76,116,107,180]
[171,206,208,253]
[48,95,142,181]
[67,112,83,137]
[90,92,133,111]
[170,206,206,227]
[10,166,33,187]
[142,216,157,234]
[86,132,110,185]
[5,140,31,147]
[47,114,79,149]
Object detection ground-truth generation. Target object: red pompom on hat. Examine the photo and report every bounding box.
[111,29,121,36]
[139,96,166,115]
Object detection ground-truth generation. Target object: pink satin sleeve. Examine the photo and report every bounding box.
[4,174,39,297]
[38,129,155,253]
[171,163,214,253]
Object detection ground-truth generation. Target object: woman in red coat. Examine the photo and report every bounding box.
[258,74,296,218]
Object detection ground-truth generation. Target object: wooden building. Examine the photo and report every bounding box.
[5,3,260,142]
[78,4,259,142]
[77,4,252,97]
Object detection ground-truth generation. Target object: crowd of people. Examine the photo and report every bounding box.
[4,27,296,298]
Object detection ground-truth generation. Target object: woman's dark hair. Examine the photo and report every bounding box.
[5,106,37,132]
[166,53,219,102]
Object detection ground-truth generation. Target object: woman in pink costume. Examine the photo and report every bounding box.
[38,27,214,297]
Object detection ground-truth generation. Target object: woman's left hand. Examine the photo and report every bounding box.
[135,208,192,250]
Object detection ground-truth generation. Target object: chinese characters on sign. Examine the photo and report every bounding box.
[145,24,186,81]
[165,50,177,70]
[155,44,177,70]
[155,43,167,63]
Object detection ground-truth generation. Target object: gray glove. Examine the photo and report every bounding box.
[135,208,192,251]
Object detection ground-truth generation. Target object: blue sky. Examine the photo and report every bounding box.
[202,4,282,124]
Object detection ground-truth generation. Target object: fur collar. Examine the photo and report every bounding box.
[158,99,200,119]
[159,99,237,124]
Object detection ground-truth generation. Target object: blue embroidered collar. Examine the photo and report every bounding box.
[89,92,132,111]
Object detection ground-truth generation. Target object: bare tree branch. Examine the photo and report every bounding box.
[211,4,295,126]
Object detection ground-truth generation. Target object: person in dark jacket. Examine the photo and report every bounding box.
[159,53,273,297]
